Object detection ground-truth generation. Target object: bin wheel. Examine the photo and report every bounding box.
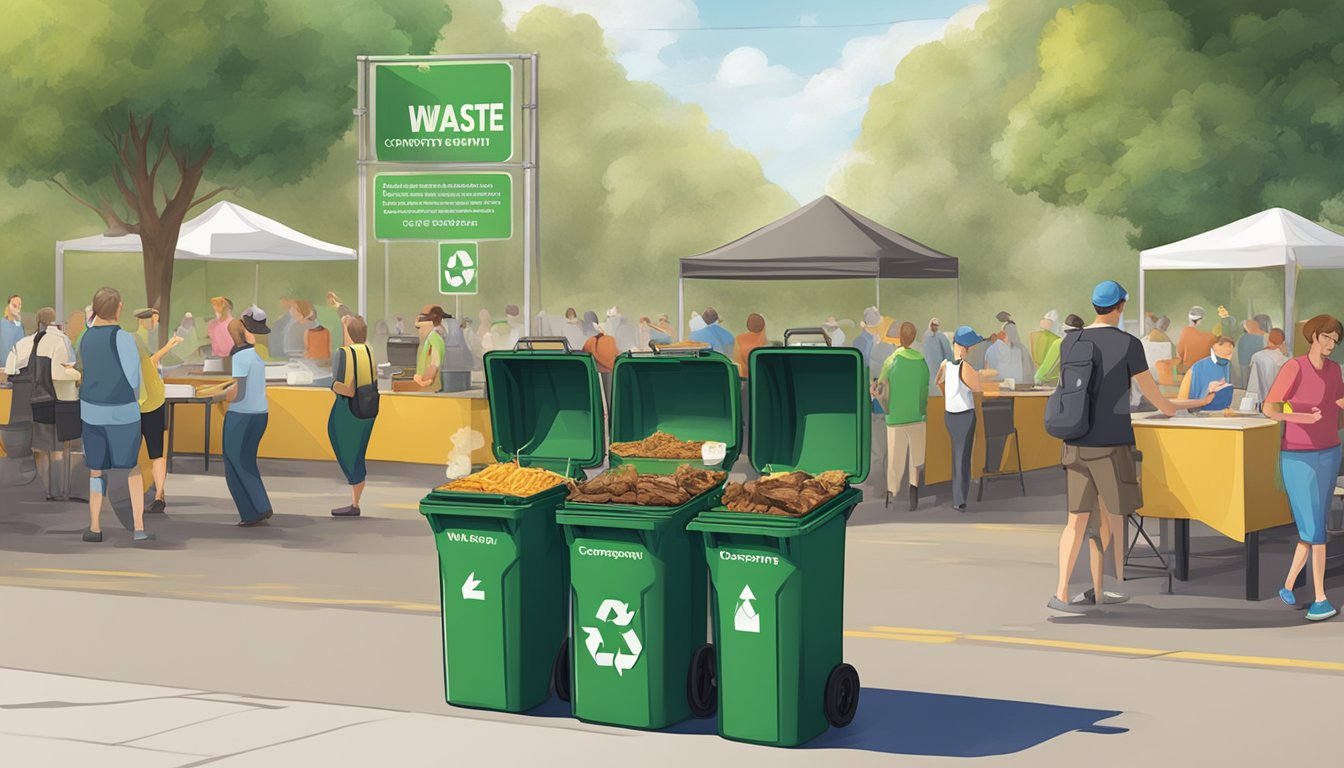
[687,643,717,718]
[552,638,572,703]
[824,663,860,728]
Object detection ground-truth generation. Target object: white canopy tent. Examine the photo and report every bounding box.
[54,201,356,316]
[1139,208,1344,353]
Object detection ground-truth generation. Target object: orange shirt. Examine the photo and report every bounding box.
[583,333,619,373]
[734,331,767,378]
[1176,326,1215,372]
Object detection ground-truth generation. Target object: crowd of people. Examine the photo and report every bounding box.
[1,287,382,541]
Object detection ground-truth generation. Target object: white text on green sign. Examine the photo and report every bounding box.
[375,173,512,241]
[373,62,514,163]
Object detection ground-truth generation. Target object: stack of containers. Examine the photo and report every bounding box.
[419,339,605,712]
[556,346,741,729]
[689,328,870,747]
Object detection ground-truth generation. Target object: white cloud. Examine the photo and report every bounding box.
[715,47,796,88]
[499,0,699,79]
[947,3,989,34]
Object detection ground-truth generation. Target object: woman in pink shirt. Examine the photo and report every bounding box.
[1262,314,1344,621]
[206,296,235,359]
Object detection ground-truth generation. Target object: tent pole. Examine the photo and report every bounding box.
[383,242,390,325]
[356,57,369,320]
[1138,267,1145,339]
[254,263,260,306]
[55,243,65,318]
[955,279,961,327]
[875,278,880,310]
[677,278,685,342]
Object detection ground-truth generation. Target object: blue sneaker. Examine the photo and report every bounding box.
[1306,601,1337,622]
[1279,588,1297,607]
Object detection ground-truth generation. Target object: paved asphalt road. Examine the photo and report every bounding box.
[2,458,1343,764]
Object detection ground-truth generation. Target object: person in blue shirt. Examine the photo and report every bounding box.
[79,288,153,544]
[221,307,274,527]
[689,307,735,355]
[852,307,881,369]
[1179,336,1236,411]
[0,294,23,365]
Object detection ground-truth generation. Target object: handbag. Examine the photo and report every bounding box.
[54,400,82,442]
[26,330,57,425]
[347,345,380,420]
[871,376,890,411]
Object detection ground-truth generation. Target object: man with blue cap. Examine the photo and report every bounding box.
[936,324,988,512]
[1050,280,1228,614]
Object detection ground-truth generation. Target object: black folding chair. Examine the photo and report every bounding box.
[977,397,1024,500]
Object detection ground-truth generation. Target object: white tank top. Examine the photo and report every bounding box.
[944,359,975,413]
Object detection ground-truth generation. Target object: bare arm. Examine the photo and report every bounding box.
[1136,372,1216,416]
[150,336,184,366]
[935,361,947,393]
[1262,360,1321,424]
[962,362,983,393]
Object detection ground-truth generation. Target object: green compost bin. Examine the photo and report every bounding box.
[689,330,870,747]
[556,347,741,729]
[419,338,604,713]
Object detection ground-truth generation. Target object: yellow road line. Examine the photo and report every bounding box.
[22,567,161,579]
[849,627,1344,674]
[252,595,439,611]
[1165,651,1344,673]
[961,634,1166,657]
[971,524,1057,534]
[868,626,960,636]
[852,539,940,546]
[845,630,956,644]
[381,502,422,510]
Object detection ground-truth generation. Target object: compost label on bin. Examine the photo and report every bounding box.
[461,572,486,601]
[580,599,643,676]
[734,585,761,633]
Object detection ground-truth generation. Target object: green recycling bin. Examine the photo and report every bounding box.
[689,331,869,747]
[557,347,741,729]
[419,339,605,713]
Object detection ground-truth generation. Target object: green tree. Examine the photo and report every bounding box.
[0,0,449,341]
[992,0,1344,248]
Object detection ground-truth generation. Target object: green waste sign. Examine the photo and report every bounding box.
[373,61,514,163]
[375,172,512,242]
[439,242,479,295]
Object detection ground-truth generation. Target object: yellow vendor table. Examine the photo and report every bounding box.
[1132,412,1291,600]
[925,391,1062,486]
[162,385,495,469]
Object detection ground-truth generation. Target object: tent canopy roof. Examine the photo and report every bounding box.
[57,201,355,262]
[679,195,958,280]
[1140,207,1344,271]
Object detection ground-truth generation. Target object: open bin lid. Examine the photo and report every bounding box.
[746,327,870,482]
[483,337,606,476]
[609,346,742,470]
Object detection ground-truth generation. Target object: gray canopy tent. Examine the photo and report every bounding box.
[678,196,960,338]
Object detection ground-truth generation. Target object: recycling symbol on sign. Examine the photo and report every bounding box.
[581,599,643,676]
[443,249,476,288]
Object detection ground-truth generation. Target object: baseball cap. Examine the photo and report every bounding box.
[1189,305,1206,320]
[995,311,1012,323]
[1043,309,1059,323]
[953,325,984,348]
[133,307,158,319]
[862,307,881,327]
[241,305,270,334]
[1091,280,1128,307]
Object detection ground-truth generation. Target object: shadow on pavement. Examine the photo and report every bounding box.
[807,688,1126,757]
[1048,603,1307,630]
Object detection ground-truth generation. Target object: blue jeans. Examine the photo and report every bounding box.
[1280,445,1341,545]
[224,411,270,522]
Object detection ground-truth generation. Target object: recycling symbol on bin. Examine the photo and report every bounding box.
[581,599,643,676]
[443,249,476,288]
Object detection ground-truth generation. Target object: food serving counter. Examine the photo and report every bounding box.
[1131,411,1291,600]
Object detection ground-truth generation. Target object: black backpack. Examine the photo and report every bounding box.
[1044,330,1098,440]
[346,345,380,420]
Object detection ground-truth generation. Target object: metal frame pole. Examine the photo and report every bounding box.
[523,53,540,335]
[355,57,369,319]
[677,278,685,341]
[55,243,65,317]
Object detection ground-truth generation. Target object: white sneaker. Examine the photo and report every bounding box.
[1075,588,1129,605]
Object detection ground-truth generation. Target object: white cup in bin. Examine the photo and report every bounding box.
[702,441,727,467]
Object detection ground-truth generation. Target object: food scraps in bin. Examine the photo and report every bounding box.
[568,464,726,506]
[721,470,849,517]
[436,462,570,497]
[609,431,705,459]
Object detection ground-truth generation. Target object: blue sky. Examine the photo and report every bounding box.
[501,1,986,201]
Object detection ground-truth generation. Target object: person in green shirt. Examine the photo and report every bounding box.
[1030,310,1060,370]
[877,321,929,511]
[1034,314,1085,385]
[413,304,446,393]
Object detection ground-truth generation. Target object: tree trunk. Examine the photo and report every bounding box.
[142,235,177,348]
